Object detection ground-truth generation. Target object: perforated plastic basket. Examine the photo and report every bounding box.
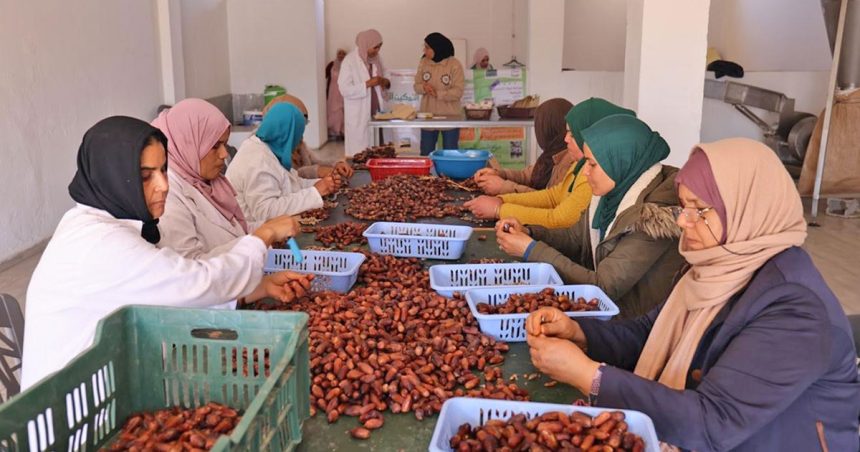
[264,250,366,293]
[429,263,563,297]
[465,285,619,342]
[429,397,659,452]
[0,306,309,452]
[362,222,473,260]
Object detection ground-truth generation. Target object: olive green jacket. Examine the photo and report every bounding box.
[526,166,684,319]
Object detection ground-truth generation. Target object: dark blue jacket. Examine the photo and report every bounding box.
[578,247,860,451]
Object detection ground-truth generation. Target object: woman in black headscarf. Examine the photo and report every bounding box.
[21,116,311,389]
[414,32,465,155]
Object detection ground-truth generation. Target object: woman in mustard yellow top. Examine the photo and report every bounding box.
[465,98,635,229]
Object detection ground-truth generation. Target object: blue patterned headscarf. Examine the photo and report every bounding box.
[256,103,306,170]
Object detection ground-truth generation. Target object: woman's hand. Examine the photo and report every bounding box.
[243,271,314,303]
[473,168,499,181]
[423,83,437,97]
[380,77,391,89]
[253,215,300,247]
[464,195,502,219]
[476,174,507,195]
[314,175,337,196]
[527,333,600,393]
[333,161,354,179]
[526,307,587,349]
[495,217,528,235]
[496,225,534,258]
[366,77,382,88]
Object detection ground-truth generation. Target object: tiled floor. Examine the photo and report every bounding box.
[1,144,858,316]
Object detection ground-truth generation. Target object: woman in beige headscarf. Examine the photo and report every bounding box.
[524,138,860,451]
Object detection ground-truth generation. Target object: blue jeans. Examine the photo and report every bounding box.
[420,128,460,155]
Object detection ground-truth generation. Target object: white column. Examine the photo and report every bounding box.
[624,0,710,167]
[156,0,186,105]
[524,0,565,164]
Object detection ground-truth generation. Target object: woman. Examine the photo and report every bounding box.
[525,138,860,451]
[263,94,354,180]
[470,47,493,70]
[326,48,347,139]
[497,114,684,318]
[226,103,341,223]
[21,116,311,389]
[466,97,634,229]
[473,98,575,195]
[339,29,389,156]
[154,98,305,259]
[414,32,465,155]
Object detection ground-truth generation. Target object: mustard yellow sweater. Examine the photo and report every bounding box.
[498,165,592,229]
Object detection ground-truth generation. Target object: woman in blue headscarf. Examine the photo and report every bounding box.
[226,103,342,222]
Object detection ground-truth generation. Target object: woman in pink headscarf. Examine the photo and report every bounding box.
[339,29,390,156]
[326,48,347,139]
[153,98,300,259]
[470,47,493,70]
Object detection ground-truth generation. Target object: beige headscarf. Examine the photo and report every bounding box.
[633,138,808,389]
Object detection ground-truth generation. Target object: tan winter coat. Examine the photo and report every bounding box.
[413,56,465,118]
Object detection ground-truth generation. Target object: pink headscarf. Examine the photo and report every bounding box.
[151,99,248,233]
[472,48,489,68]
[355,29,383,67]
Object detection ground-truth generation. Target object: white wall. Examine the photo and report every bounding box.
[227,0,327,148]
[324,0,528,71]
[0,0,164,263]
[562,0,626,71]
[180,0,231,99]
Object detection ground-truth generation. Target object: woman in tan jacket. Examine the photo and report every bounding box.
[414,32,465,155]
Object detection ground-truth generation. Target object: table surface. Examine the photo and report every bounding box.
[368,118,533,128]
[292,170,583,451]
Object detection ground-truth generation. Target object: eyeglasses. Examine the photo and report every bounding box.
[670,206,714,223]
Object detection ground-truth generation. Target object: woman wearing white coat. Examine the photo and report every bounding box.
[21,116,312,389]
[154,98,303,259]
[226,103,341,223]
[338,29,390,156]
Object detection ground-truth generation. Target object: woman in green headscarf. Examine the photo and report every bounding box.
[497,114,685,318]
[226,103,343,221]
[466,98,634,229]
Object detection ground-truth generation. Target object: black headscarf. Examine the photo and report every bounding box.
[530,98,574,189]
[424,32,454,62]
[68,116,168,244]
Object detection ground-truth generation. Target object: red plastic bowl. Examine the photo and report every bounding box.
[366,158,433,181]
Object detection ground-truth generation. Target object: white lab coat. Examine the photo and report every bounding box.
[338,49,386,156]
[158,170,251,259]
[21,204,267,389]
[225,136,324,223]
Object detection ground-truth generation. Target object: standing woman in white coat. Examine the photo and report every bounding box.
[154,98,302,258]
[227,103,341,223]
[22,116,312,389]
[338,29,390,156]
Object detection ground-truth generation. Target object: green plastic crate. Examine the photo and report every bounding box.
[0,305,310,451]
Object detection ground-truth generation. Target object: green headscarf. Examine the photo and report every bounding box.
[256,103,306,170]
[564,98,636,191]
[582,114,669,239]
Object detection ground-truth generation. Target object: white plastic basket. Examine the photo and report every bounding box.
[429,263,563,297]
[465,285,619,342]
[264,250,366,293]
[362,222,473,260]
[429,398,660,452]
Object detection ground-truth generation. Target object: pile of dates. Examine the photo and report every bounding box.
[314,222,368,249]
[450,410,646,451]
[345,175,465,222]
[477,288,600,315]
[102,403,240,451]
[351,144,397,169]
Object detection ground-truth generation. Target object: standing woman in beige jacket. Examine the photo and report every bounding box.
[414,32,465,155]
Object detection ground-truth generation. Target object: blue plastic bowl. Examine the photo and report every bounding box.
[429,149,492,180]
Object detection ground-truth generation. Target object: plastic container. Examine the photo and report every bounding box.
[366,158,433,181]
[264,250,366,293]
[429,150,492,180]
[429,263,563,297]
[0,305,310,452]
[465,285,619,342]
[429,398,660,452]
[497,105,537,119]
[363,222,473,260]
[242,110,263,126]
